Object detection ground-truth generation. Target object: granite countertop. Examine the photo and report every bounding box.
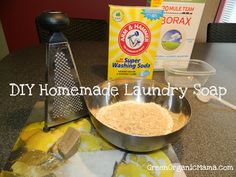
[0,42,235,177]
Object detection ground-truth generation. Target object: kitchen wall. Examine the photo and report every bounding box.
[0,0,147,53]
[196,0,221,42]
[0,0,220,52]
[0,20,9,60]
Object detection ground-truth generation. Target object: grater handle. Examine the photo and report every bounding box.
[37,11,69,32]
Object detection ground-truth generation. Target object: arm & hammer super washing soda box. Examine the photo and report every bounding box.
[108,5,164,79]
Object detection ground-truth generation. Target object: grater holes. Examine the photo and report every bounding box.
[52,51,84,119]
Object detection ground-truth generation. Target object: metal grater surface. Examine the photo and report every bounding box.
[45,41,88,129]
[53,51,83,118]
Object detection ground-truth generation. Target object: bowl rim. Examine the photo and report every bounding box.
[164,59,216,76]
[87,78,192,138]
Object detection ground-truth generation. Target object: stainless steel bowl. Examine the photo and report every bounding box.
[85,78,191,152]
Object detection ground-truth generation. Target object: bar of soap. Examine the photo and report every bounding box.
[57,127,80,159]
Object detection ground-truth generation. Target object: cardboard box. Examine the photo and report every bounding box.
[108,5,163,79]
[148,0,206,70]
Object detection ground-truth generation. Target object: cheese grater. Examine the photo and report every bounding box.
[37,11,88,131]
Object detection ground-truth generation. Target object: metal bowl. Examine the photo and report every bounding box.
[85,78,191,152]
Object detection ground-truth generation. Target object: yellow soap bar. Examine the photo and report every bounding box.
[108,5,163,79]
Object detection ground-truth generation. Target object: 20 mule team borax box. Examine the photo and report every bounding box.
[108,5,164,79]
[149,0,206,70]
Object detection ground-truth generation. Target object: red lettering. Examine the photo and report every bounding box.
[185,17,191,26]
[179,17,185,25]
[162,16,191,26]
[173,17,179,24]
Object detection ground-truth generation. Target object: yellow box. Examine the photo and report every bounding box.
[108,5,163,79]
[150,0,164,7]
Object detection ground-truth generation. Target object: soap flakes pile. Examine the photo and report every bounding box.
[96,101,174,136]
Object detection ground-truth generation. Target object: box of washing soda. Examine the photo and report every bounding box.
[107,5,164,79]
[147,0,205,70]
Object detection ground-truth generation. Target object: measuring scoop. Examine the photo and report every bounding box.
[196,92,236,110]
